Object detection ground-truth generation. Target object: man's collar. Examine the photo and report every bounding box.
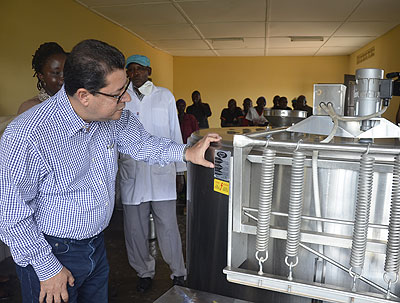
[56,86,88,137]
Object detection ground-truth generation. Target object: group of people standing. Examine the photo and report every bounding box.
[0,40,221,302]
[271,95,313,117]
[176,90,212,144]
[175,92,313,135]
[219,94,313,127]
[1,39,315,302]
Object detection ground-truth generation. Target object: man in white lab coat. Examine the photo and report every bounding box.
[118,55,186,292]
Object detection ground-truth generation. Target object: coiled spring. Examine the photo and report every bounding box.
[350,153,375,270]
[385,155,400,274]
[285,151,306,258]
[256,148,276,253]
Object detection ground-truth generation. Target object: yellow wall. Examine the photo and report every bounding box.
[2,0,399,127]
[348,25,400,122]
[0,0,173,116]
[173,56,349,128]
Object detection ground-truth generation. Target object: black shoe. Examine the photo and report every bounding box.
[0,288,10,300]
[136,277,152,293]
[172,276,185,287]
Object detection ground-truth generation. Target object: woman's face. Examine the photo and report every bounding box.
[38,53,67,96]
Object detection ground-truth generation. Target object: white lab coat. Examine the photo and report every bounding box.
[246,107,267,125]
[118,83,186,205]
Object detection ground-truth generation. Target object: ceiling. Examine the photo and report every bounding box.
[75,0,400,57]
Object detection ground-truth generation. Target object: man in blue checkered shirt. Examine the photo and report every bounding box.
[0,39,220,303]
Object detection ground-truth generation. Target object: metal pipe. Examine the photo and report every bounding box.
[242,207,389,230]
[234,135,400,155]
[266,140,398,154]
[246,127,288,138]
[244,211,258,222]
[299,243,398,298]
[312,151,323,233]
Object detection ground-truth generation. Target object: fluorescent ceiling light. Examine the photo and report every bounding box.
[290,36,324,42]
[210,37,244,42]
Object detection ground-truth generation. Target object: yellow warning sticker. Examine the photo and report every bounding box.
[214,179,229,196]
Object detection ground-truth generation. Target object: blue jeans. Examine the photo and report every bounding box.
[16,232,109,303]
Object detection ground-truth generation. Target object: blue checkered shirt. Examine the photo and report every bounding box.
[0,87,185,281]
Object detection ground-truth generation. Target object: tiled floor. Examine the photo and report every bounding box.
[0,203,187,303]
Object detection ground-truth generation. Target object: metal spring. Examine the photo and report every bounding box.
[350,154,375,269]
[256,148,276,252]
[285,151,306,258]
[385,155,400,273]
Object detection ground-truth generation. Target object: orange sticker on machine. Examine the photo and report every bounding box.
[214,179,229,195]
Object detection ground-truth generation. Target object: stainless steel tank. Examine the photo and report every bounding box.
[264,109,307,127]
[186,126,400,303]
[186,127,272,302]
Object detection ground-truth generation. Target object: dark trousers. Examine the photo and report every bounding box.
[16,233,109,303]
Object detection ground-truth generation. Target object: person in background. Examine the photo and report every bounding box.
[240,98,253,126]
[0,39,220,303]
[220,99,243,127]
[17,42,67,114]
[296,95,313,117]
[186,90,212,129]
[277,96,292,110]
[292,97,298,110]
[120,54,187,293]
[176,99,199,144]
[176,98,199,202]
[271,95,281,109]
[246,96,268,126]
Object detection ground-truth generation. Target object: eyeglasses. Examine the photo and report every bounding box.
[93,80,130,104]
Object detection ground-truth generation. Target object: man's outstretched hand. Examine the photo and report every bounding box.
[185,133,222,168]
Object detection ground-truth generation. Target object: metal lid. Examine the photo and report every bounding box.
[189,127,267,148]
[264,109,307,127]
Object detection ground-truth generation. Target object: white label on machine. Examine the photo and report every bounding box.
[214,150,231,181]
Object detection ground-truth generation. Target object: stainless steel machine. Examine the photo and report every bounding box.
[187,68,400,302]
[264,109,307,127]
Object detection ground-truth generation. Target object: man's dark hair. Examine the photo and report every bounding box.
[64,39,125,96]
[176,99,186,106]
[32,42,66,90]
[191,90,200,99]
[257,96,266,103]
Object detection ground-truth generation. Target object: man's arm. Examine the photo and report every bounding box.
[117,111,185,165]
[0,131,63,281]
[0,128,75,303]
[203,103,212,117]
[117,111,220,168]
[220,109,228,127]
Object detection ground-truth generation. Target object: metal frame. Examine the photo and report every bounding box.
[224,266,398,303]
[226,131,400,303]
